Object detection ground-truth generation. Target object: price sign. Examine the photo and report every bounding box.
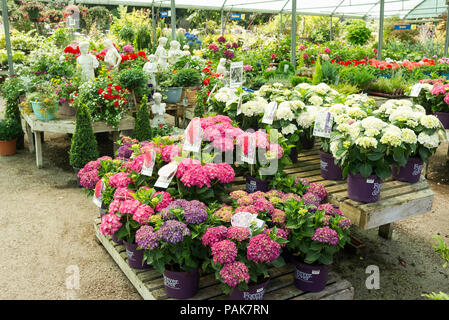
[141,149,156,176]
[154,162,178,189]
[262,101,278,124]
[313,111,333,138]
[409,83,423,97]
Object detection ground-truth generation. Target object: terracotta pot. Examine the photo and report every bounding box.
[182,87,198,104]
[0,139,17,156]
[58,101,76,116]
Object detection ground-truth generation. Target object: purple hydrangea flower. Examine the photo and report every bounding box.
[302,192,320,207]
[117,143,133,159]
[136,225,159,250]
[311,227,339,246]
[158,220,190,244]
[337,218,352,229]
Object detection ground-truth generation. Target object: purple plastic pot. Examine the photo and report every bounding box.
[435,112,449,129]
[111,233,123,245]
[163,268,199,299]
[229,279,270,300]
[392,157,423,183]
[289,147,298,163]
[319,151,344,181]
[123,241,150,270]
[300,133,315,150]
[246,176,270,193]
[294,261,331,292]
[347,173,382,203]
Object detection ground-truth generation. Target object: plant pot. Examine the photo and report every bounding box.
[281,249,294,263]
[347,173,382,203]
[99,202,107,218]
[228,278,270,300]
[294,260,331,292]
[163,268,200,299]
[300,133,315,150]
[164,87,183,104]
[289,146,298,163]
[58,101,76,116]
[124,241,151,270]
[16,133,24,150]
[246,175,270,193]
[111,233,123,245]
[434,111,449,129]
[319,151,344,181]
[0,138,17,156]
[182,87,198,104]
[31,101,58,121]
[392,157,423,183]
[73,167,82,187]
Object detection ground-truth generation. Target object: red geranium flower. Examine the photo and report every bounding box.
[114,85,121,91]
[98,88,104,94]
[114,101,119,107]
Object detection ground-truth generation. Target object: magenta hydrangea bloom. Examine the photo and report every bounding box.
[217,36,226,43]
[229,190,248,200]
[133,204,154,225]
[215,163,235,184]
[308,182,327,202]
[317,203,335,215]
[113,187,135,201]
[180,166,211,188]
[99,213,122,236]
[227,226,250,242]
[108,199,122,214]
[161,145,181,163]
[302,192,320,207]
[254,198,275,215]
[235,205,258,215]
[108,172,133,188]
[311,227,339,245]
[130,154,145,173]
[122,44,134,53]
[80,169,99,189]
[176,158,202,178]
[157,220,190,244]
[119,199,141,215]
[202,226,228,247]
[136,225,159,250]
[219,261,250,287]
[337,218,352,229]
[154,191,173,212]
[247,233,281,263]
[211,240,237,265]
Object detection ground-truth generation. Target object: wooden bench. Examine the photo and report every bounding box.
[21,112,135,168]
[93,219,354,300]
[230,143,434,240]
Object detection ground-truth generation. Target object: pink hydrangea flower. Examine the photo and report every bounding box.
[113,187,135,200]
[108,199,122,214]
[253,198,275,215]
[219,261,250,287]
[272,209,286,224]
[265,228,288,247]
[202,226,228,247]
[235,205,258,215]
[243,64,252,71]
[176,158,202,178]
[311,226,339,245]
[79,169,99,189]
[211,240,237,264]
[133,204,155,225]
[247,233,281,263]
[108,172,133,188]
[308,182,327,202]
[237,195,254,206]
[230,190,248,200]
[99,213,122,236]
[130,154,145,173]
[119,199,141,215]
[215,163,235,183]
[227,226,250,242]
[161,145,181,163]
[154,191,173,212]
[180,166,211,188]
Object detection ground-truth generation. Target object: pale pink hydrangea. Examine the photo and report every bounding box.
[219,261,250,287]
[229,190,248,200]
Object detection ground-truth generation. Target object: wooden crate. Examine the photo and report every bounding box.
[94,219,354,301]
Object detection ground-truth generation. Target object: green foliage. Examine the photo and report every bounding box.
[135,25,152,51]
[345,20,372,46]
[133,95,152,142]
[421,236,449,300]
[290,76,311,87]
[312,57,322,85]
[69,104,99,168]
[151,124,174,138]
[330,82,359,95]
[270,173,308,195]
[49,28,72,48]
[422,292,449,300]
[173,68,202,87]
[321,59,339,84]
[118,24,136,44]
[0,118,22,141]
[118,67,148,98]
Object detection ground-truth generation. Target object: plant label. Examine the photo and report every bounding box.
[366,179,374,183]
[313,111,333,138]
[262,101,278,125]
[206,84,218,103]
[312,270,320,275]
[154,162,178,189]
[409,83,423,97]
[141,149,156,176]
[93,179,105,208]
[230,61,243,88]
[240,134,256,164]
[236,94,243,115]
[183,117,202,153]
[231,211,265,234]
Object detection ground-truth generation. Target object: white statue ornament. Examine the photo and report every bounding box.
[168,40,182,65]
[103,39,122,69]
[76,41,99,81]
[151,92,166,128]
[154,37,168,71]
[143,54,158,90]
[217,58,228,78]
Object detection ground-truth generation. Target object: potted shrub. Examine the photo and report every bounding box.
[202,224,287,300]
[1,76,26,149]
[133,95,152,141]
[174,68,202,104]
[137,199,213,298]
[26,84,59,121]
[0,118,22,156]
[284,199,351,292]
[158,67,183,104]
[69,104,99,179]
[427,82,449,129]
[118,67,149,107]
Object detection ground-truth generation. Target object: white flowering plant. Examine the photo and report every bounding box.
[294,83,344,108]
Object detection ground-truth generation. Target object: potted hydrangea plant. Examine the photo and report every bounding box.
[0,118,22,156]
[284,199,351,292]
[136,199,215,299]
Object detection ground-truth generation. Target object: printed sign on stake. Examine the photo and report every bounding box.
[230,61,244,88]
[154,162,178,189]
[141,149,156,176]
[409,83,423,97]
[183,117,202,153]
[262,101,278,125]
[236,94,243,115]
[240,134,256,164]
[313,111,333,138]
[93,179,105,208]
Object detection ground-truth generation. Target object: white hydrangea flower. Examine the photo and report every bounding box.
[296,105,318,128]
[290,100,305,111]
[421,84,433,92]
[295,83,312,90]
[380,125,402,147]
[316,83,331,92]
[365,128,380,137]
[281,123,298,135]
[418,132,440,149]
[355,137,378,149]
[329,104,346,115]
[420,115,441,129]
[348,123,361,140]
[361,116,387,131]
[347,107,367,119]
[309,95,323,106]
[275,104,295,121]
[401,128,417,144]
[330,140,341,158]
[336,123,350,133]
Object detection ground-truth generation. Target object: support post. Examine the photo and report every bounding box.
[445,6,449,57]
[1,0,14,75]
[280,13,283,35]
[291,0,297,67]
[377,0,385,60]
[330,15,333,41]
[221,9,224,35]
[170,0,176,40]
[152,1,156,47]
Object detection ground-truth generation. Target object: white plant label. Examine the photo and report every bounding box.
[240,134,256,164]
[313,111,333,138]
[141,149,156,176]
[236,94,243,115]
[183,117,202,153]
[206,83,218,103]
[366,179,374,184]
[154,162,178,189]
[262,101,278,125]
[231,211,265,235]
[93,179,105,208]
[409,83,423,97]
[230,61,244,88]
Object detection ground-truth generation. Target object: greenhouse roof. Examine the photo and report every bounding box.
[68,0,449,19]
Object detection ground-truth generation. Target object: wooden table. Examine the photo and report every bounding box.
[231,143,434,240]
[22,112,135,168]
[164,103,195,129]
[94,219,354,301]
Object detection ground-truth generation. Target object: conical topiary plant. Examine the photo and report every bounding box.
[69,104,99,169]
[133,95,152,141]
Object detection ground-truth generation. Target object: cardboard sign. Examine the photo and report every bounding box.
[240,134,256,164]
[313,111,333,138]
[262,101,278,125]
[409,83,423,97]
[93,179,105,208]
[141,149,156,176]
[230,61,244,88]
[154,162,178,189]
[183,118,202,153]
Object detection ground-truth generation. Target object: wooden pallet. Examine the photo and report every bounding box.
[94,219,354,301]
[230,142,434,239]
